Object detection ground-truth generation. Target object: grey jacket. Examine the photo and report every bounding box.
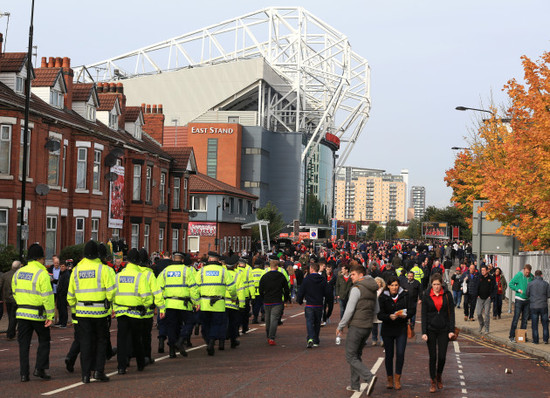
[526,276,550,309]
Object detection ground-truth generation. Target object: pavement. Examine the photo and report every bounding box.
[454,298,550,363]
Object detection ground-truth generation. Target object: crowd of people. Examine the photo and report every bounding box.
[2,237,550,396]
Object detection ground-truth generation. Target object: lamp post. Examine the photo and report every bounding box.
[455,106,495,116]
[19,0,36,261]
[215,202,221,252]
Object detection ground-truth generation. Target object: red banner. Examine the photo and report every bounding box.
[348,223,357,236]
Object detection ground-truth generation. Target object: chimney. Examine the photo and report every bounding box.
[141,103,146,113]
[48,57,55,68]
[55,57,62,68]
[109,83,116,93]
[146,104,151,113]
[158,104,163,114]
[116,82,123,94]
[152,104,157,114]
[62,57,73,110]
[142,103,166,146]
[41,57,47,68]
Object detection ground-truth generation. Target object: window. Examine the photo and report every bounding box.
[206,138,218,178]
[188,236,199,252]
[16,210,27,253]
[45,216,57,260]
[0,209,7,246]
[144,224,150,252]
[191,195,206,211]
[19,128,30,178]
[145,166,152,202]
[86,105,96,121]
[48,142,60,186]
[91,218,99,241]
[158,227,164,252]
[243,181,261,188]
[131,224,139,249]
[171,229,179,252]
[61,144,67,189]
[111,228,120,239]
[93,150,101,191]
[229,197,234,214]
[109,112,118,129]
[0,125,11,174]
[50,90,64,108]
[133,164,141,200]
[75,217,85,244]
[183,178,188,210]
[159,172,166,205]
[173,177,180,209]
[76,148,87,189]
[228,116,239,123]
[15,76,24,94]
[247,201,253,215]
[238,199,243,215]
[134,123,142,140]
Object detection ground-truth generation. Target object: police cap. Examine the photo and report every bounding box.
[225,254,239,266]
[254,258,264,267]
[268,254,279,261]
[84,240,99,260]
[208,251,221,258]
[238,256,249,264]
[27,243,45,261]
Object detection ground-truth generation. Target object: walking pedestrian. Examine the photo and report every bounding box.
[492,267,507,319]
[476,265,496,334]
[402,271,422,332]
[371,277,385,346]
[421,273,455,393]
[335,264,352,319]
[335,263,378,396]
[12,244,55,382]
[526,270,550,344]
[378,276,414,390]
[0,260,21,340]
[450,267,463,308]
[508,264,534,343]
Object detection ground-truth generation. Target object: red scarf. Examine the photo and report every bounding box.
[430,288,443,312]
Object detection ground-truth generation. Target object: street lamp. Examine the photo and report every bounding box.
[451,146,470,151]
[455,106,495,116]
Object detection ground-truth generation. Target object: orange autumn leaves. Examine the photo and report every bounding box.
[445,50,550,250]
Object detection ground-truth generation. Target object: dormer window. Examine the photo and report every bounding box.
[87,105,96,122]
[50,89,64,108]
[134,123,142,140]
[109,112,118,129]
[15,77,24,94]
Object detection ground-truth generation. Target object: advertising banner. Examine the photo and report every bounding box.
[108,165,125,229]
[189,222,217,237]
[452,226,460,239]
[331,219,337,241]
[348,223,357,236]
[422,222,449,239]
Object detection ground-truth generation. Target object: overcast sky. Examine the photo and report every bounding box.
[2,0,549,208]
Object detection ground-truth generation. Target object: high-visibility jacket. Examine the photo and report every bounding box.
[139,265,165,317]
[12,260,55,322]
[237,264,256,300]
[113,262,153,319]
[396,267,405,277]
[251,267,264,297]
[225,268,245,311]
[67,258,115,318]
[157,263,198,311]
[410,265,424,284]
[196,261,236,312]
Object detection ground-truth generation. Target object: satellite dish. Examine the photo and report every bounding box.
[35,184,50,196]
[189,211,198,218]
[104,153,117,167]
[157,204,168,212]
[104,172,118,182]
[110,147,125,158]
[44,139,61,152]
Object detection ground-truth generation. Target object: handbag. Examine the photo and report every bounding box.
[446,292,459,341]
[407,323,415,339]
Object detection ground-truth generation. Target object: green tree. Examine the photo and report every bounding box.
[252,201,286,240]
[404,219,422,240]
[305,194,328,225]
[374,226,386,240]
[386,220,399,241]
[367,223,378,239]
[0,245,19,272]
[422,205,471,240]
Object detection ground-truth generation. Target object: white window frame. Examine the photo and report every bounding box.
[61,143,67,189]
[145,166,152,202]
[171,228,179,253]
[188,236,200,253]
[109,111,118,129]
[173,177,180,209]
[75,217,85,245]
[183,177,188,210]
[111,228,120,239]
[159,172,166,205]
[50,89,64,109]
[45,216,57,259]
[15,76,24,94]
[86,105,96,121]
[159,227,164,252]
[92,149,101,192]
[48,141,60,187]
[191,195,207,212]
[0,125,11,175]
[144,224,150,252]
[91,218,99,241]
[133,164,142,201]
[131,224,140,249]
[0,208,8,246]
[76,147,87,189]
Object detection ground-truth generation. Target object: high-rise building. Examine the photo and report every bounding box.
[410,186,426,219]
[334,167,407,222]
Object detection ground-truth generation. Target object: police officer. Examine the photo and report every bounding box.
[237,256,255,334]
[12,243,55,382]
[138,248,165,365]
[67,240,115,383]
[225,255,245,348]
[179,253,199,348]
[251,258,265,324]
[195,251,237,356]
[114,248,160,374]
[157,252,198,358]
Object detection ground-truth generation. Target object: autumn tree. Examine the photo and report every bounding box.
[446,50,550,249]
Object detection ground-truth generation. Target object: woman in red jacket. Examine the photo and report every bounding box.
[421,273,456,393]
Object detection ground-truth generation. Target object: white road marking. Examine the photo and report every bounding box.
[462,389,468,394]
[290,311,305,318]
[460,381,466,386]
[351,357,384,398]
[458,369,463,374]
[453,341,460,353]
[460,375,465,380]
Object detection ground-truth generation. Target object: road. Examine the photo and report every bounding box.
[0,303,549,397]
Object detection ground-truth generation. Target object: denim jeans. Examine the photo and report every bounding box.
[305,306,323,344]
[345,325,375,390]
[371,323,381,342]
[383,332,407,376]
[453,290,462,307]
[531,307,549,344]
[509,299,530,339]
[339,298,348,319]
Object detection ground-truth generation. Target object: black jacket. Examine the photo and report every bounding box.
[297,273,333,306]
[421,288,455,335]
[377,287,413,337]
[57,270,70,298]
[259,270,290,304]
[402,278,422,303]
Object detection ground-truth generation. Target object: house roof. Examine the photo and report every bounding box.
[163,146,194,170]
[33,68,63,87]
[190,172,257,200]
[97,93,118,111]
[0,52,27,73]
[72,83,95,102]
[125,106,141,123]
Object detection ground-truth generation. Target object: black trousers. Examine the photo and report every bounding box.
[240,298,251,332]
[165,309,184,347]
[227,309,240,341]
[79,317,108,376]
[17,319,50,376]
[426,330,450,379]
[142,317,154,359]
[6,301,17,339]
[117,316,144,370]
[57,295,68,326]
[66,322,80,368]
[463,293,477,319]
